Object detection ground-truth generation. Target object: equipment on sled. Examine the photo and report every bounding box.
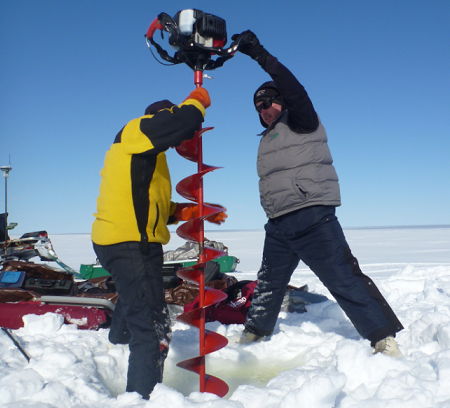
[0,258,238,331]
[163,240,239,272]
[1,227,82,279]
[0,224,240,332]
[183,281,329,326]
[1,229,51,262]
[0,261,116,330]
[1,205,112,330]
[79,239,240,282]
[0,254,324,336]
[0,270,115,331]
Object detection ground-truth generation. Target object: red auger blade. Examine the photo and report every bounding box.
[178,288,228,319]
[175,132,199,162]
[174,86,228,397]
[204,374,229,398]
[174,329,227,355]
[204,246,228,262]
[175,127,214,162]
[176,206,229,244]
[176,355,205,374]
[176,260,223,284]
[177,307,205,328]
[176,264,207,284]
[176,168,221,202]
[176,358,229,397]
[176,218,204,243]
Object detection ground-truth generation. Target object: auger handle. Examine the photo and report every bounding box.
[145,17,163,39]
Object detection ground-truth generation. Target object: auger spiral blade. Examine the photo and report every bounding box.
[176,206,228,243]
[174,249,228,286]
[177,287,228,315]
[175,127,214,163]
[204,246,228,262]
[174,87,229,397]
[176,357,229,398]
[176,169,222,202]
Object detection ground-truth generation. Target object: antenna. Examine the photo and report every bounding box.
[1,155,13,257]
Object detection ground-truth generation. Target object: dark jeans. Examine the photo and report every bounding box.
[93,241,171,399]
[245,206,403,345]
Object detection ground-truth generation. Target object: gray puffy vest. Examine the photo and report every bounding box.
[257,111,341,218]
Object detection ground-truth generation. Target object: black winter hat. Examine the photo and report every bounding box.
[144,99,175,116]
[254,87,279,105]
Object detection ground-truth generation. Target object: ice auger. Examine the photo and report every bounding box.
[145,9,238,397]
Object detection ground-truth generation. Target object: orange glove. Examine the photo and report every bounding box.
[174,203,197,222]
[206,211,227,225]
[184,87,211,109]
[174,203,227,225]
[204,203,228,225]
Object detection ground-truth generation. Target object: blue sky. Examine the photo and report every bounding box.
[1,1,449,235]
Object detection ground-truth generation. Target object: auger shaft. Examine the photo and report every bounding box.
[195,70,207,391]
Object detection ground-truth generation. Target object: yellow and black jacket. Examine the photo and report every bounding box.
[92,99,205,247]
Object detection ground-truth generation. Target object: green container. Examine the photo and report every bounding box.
[79,264,110,279]
[79,255,239,280]
[175,255,239,273]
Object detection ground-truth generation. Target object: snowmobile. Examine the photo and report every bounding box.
[0,223,244,331]
[0,217,115,330]
[1,233,115,330]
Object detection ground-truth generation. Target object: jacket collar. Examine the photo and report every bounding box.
[257,110,287,136]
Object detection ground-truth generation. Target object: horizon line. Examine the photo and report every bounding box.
[9,224,450,236]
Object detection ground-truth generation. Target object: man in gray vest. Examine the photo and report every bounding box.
[231,30,403,357]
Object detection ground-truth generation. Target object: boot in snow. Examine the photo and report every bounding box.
[373,336,402,358]
[238,328,266,344]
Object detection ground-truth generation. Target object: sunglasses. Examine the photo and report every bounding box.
[255,96,277,113]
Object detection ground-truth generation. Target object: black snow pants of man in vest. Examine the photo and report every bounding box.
[244,205,403,345]
[93,241,171,399]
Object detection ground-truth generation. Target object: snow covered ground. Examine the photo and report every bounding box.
[2,226,450,407]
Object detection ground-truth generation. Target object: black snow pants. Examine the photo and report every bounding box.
[244,205,403,345]
[93,241,171,399]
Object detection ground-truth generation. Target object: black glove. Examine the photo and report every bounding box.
[231,30,267,62]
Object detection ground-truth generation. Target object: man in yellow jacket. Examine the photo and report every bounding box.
[92,87,226,399]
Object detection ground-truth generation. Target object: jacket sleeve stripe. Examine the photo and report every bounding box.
[131,153,157,252]
[139,104,204,152]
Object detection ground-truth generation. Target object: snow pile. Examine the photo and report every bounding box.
[1,228,450,407]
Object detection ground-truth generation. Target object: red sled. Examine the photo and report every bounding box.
[0,260,117,331]
[0,296,114,330]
